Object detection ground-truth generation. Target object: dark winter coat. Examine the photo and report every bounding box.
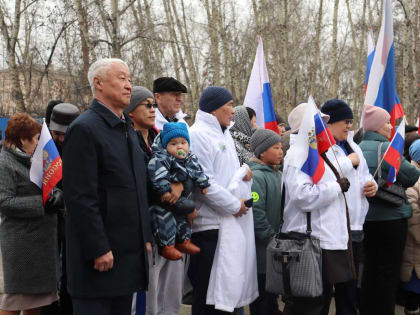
[359,131,420,221]
[135,127,158,164]
[0,147,58,294]
[62,99,152,298]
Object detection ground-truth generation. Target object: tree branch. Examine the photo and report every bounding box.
[397,0,409,20]
[18,0,40,15]
[119,0,136,15]
[92,38,113,46]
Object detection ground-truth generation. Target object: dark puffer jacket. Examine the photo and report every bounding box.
[0,147,58,294]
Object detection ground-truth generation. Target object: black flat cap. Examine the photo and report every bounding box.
[50,103,80,133]
[45,100,64,125]
[153,77,187,93]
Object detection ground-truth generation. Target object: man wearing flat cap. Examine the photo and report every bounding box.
[42,102,80,315]
[153,77,188,131]
[49,103,80,155]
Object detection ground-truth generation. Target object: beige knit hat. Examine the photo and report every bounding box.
[288,103,330,133]
[362,104,390,132]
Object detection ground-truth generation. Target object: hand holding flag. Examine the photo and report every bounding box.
[30,121,63,204]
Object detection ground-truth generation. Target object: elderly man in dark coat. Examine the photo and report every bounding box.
[62,58,152,315]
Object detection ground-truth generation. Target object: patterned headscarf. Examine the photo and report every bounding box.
[231,106,253,138]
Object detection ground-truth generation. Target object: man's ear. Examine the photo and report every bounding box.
[93,76,102,92]
[128,112,133,119]
[154,93,160,102]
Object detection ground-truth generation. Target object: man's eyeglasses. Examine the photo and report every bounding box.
[140,102,158,109]
[345,119,353,125]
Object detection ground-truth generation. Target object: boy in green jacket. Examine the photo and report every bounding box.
[247,129,283,315]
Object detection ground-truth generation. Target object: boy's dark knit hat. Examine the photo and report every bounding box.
[321,99,353,124]
[161,122,190,148]
[153,77,187,93]
[251,129,282,157]
[125,86,154,114]
[199,86,233,113]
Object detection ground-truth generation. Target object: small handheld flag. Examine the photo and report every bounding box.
[286,97,335,184]
[243,36,279,133]
[315,112,336,154]
[382,120,405,186]
[30,121,63,204]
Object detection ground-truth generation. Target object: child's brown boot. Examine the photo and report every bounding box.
[175,240,200,255]
[161,245,182,260]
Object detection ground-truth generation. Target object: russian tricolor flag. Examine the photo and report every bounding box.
[315,113,336,154]
[383,120,405,186]
[287,97,335,184]
[364,0,404,138]
[243,36,279,133]
[30,121,63,204]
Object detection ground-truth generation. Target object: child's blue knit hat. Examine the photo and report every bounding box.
[409,139,420,163]
[161,122,190,148]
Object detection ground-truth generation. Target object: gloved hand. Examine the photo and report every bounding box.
[45,187,65,214]
[337,177,350,193]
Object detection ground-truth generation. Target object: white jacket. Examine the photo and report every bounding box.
[154,107,188,131]
[326,134,376,232]
[189,110,242,233]
[282,136,352,250]
[206,166,258,312]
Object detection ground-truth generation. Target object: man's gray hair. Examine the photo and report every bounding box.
[87,58,128,94]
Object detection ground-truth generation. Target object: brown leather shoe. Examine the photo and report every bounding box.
[161,245,182,261]
[175,239,200,255]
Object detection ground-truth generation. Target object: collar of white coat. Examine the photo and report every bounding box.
[155,107,187,122]
[194,109,234,133]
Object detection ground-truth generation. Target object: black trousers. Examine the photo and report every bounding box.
[41,214,72,315]
[190,230,233,315]
[72,294,132,315]
[284,261,332,315]
[320,241,362,315]
[360,219,408,315]
[249,273,282,315]
[405,290,420,312]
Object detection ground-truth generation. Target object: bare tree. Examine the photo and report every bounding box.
[0,0,26,112]
[310,0,324,97]
[330,0,340,98]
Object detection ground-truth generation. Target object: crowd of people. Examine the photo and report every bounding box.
[0,57,420,315]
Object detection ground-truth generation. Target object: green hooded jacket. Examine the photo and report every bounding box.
[248,158,282,274]
[359,131,420,221]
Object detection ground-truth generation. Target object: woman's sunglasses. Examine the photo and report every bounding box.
[140,102,158,109]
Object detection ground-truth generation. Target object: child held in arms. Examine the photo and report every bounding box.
[148,122,210,260]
